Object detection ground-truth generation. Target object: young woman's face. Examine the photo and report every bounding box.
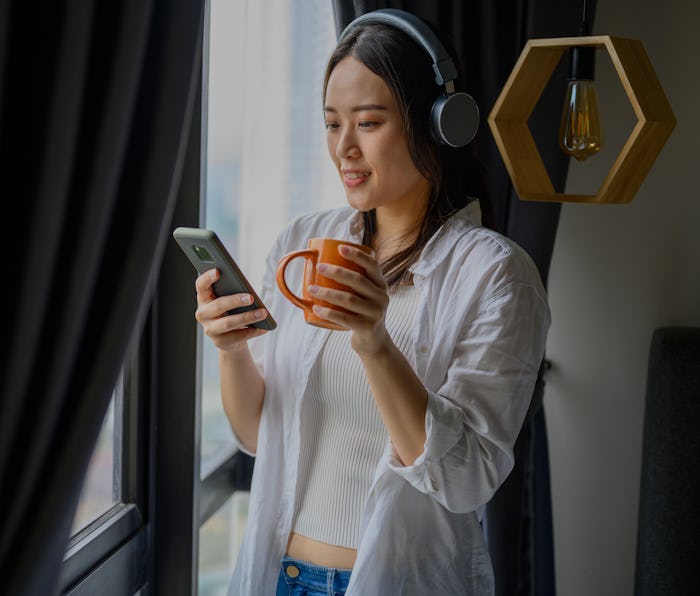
[324,56,430,218]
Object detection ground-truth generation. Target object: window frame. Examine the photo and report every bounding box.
[150,14,253,584]
[60,328,149,594]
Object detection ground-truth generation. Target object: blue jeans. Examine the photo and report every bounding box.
[275,556,352,596]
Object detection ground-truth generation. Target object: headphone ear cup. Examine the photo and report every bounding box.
[430,92,480,148]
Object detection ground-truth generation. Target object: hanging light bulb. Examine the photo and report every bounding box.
[559,1,603,161]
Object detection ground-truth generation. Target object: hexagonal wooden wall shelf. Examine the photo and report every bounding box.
[488,36,676,204]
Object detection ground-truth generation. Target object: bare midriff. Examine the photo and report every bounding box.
[286,532,357,570]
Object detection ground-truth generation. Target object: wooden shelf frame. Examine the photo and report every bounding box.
[487,36,676,204]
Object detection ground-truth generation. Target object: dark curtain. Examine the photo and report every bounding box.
[332,1,595,594]
[0,1,204,594]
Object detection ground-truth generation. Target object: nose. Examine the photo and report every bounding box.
[335,127,360,159]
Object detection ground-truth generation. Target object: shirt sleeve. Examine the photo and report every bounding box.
[388,281,551,513]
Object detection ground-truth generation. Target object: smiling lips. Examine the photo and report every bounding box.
[343,170,371,188]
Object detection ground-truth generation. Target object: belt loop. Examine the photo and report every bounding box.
[326,568,335,595]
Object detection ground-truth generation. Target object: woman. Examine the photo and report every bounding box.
[194,10,550,596]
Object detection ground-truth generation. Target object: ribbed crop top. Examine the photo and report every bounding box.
[292,284,421,548]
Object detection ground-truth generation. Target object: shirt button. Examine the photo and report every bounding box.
[286,565,300,578]
[420,345,429,354]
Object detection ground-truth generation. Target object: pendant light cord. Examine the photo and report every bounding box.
[580,0,591,36]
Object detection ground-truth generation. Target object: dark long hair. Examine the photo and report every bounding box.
[323,21,492,286]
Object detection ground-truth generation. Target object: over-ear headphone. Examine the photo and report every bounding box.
[339,8,479,148]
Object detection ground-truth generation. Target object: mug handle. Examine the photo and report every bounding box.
[276,249,317,311]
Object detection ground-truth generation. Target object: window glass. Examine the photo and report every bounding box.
[198,492,249,595]
[201,0,339,477]
[71,383,120,533]
[200,0,246,477]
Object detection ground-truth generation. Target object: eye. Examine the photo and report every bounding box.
[358,121,377,129]
[325,121,339,130]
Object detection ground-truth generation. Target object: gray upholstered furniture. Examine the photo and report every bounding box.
[635,327,700,595]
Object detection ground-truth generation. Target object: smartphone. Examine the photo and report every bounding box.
[173,227,277,330]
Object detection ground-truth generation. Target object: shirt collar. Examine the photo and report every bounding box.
[346,209,365,243]
[411,204,478,278]
[344,202,479,278]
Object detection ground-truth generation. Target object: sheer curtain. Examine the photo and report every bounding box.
[202,2,343,582]
[233,0,342,289]
[203,0,340,471]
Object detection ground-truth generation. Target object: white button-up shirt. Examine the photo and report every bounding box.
[226,206,550,596]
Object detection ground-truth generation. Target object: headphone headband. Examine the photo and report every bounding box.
[337,8,479,148]
[339,8,457,86]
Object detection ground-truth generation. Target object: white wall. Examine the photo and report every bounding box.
[545,0,700,594]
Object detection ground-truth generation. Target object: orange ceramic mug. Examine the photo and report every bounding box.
[276,238,373,330]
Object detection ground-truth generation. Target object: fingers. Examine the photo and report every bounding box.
[308,284,382,319]
[194,267,269,350]
[200,306,270,335]
[196,289,256,319]
[196,290,267,327]
[310,247,389,326]
[195,268,258,321]
[195,268,218,304]
[311,303,351,330]
[209,325,269,351]
[337,245,387,288]
[196,303,270,351]
[315,244,386,298]
[315,262,385,305]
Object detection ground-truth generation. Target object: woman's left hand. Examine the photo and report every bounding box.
[308,245,390,356]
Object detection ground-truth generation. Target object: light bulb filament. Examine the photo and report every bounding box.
[559,78,604,160]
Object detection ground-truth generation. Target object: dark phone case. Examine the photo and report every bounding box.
[172,227,277,330]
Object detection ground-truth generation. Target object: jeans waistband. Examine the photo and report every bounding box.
[279,556,352,595]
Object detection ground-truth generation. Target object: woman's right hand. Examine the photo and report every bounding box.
[194,268,269,353]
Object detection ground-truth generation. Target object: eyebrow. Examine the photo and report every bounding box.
[324,104,388,113]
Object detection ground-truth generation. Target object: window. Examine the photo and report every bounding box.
[61,341,147,596]
[199,0,338,591]
[198,492,249,596]
[71,388,119,534]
